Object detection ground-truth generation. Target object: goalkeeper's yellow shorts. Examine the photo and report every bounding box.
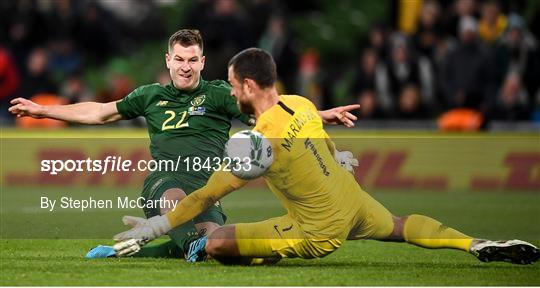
[234,215,344,259]
[234,189,394,259]
[346,188,395,240]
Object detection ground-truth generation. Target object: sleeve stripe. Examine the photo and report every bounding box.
[277,101,295,115]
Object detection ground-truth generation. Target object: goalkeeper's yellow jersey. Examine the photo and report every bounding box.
[165,95,371,241]
[253,95,364,239]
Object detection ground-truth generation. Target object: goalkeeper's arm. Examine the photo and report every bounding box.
[8,98,122,125]
[165,170,248,228]
[323,131,337,156]
[113,170,248,244]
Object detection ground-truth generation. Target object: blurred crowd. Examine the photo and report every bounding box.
[349,0,540,126]
[0,0,167,124]
[0,0,539,128]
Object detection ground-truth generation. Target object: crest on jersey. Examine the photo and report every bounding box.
[191,95,206,106]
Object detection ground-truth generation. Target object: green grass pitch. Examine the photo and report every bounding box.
[1,187,539,285]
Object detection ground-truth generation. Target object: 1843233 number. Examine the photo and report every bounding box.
[182,156,251,172]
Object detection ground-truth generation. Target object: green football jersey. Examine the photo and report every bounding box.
[116,79,252,181]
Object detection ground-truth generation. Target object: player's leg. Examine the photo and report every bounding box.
[392,215,539,264]
[348,190,539,264]
[184,206,226,262]
[349,189,479,250]
[204,225,263,265]
[137,176,227,262]
[86,177,196,259]
[387,215,473,250]
[193,200,226,237]
[203,224,280,265]
[190,215,341,265]
[133,177,199,258]
[187,218,285,264]
[180,182,227,261]
[128,239,183,258]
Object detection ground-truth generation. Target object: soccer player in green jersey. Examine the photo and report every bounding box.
[9,29,360,259]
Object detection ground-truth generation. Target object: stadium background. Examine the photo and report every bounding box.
[1,0,540,129]
[1,0,539,286]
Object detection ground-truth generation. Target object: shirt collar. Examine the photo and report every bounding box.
[167,78,206,96]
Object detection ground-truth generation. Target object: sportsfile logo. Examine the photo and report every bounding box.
[40,156,181,175]
[40,155,254,175]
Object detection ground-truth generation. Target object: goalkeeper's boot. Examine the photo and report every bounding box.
[470,239,540,264]
[86,245,116,258]
[185,236,208,262]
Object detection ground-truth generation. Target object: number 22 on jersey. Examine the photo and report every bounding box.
[162,110,189,131]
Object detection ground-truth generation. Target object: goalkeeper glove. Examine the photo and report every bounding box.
[113,215,171,244]
[112,239,145,257]
[334,150,359,172]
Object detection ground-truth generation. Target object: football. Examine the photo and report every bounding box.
[224,130,274,180]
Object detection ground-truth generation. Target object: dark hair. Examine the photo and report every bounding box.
[228,48,276,88]
[168,29,203,52]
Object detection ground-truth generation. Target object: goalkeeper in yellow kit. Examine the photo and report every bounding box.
[113,48,539,265]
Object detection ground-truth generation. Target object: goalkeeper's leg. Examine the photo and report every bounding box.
[204,225,281,265]
[185,225,280,264]
[348,190,539,264]
[185,219,287,265]
[136,187,225,259]
[390,215,538,264]
[350,189,475,251]
[199,215,341,265]
[386,214,474,251]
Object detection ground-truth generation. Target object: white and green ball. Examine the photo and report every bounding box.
[224,130,274,180]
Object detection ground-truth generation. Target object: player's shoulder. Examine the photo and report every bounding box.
[202,80,234,107]
[128,83,163,98]
[205,79,231,94]
[251,96,294,137]
[280,95,318,111]
[137,82,163,92]
[253,107,277,137]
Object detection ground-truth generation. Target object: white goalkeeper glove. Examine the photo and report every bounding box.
[113,215,172,244]
[113,238,145,257]
[334,150,359,172]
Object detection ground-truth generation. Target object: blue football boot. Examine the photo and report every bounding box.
[86,245,116,258]
[185,236,208,262]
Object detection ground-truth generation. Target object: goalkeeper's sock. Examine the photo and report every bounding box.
[403,214,473,252]
[131,240,182,258]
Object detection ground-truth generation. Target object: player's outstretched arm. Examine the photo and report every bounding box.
[8,98,123,125]
[318,104,360,127]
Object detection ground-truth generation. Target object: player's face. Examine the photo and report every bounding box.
[228,66,255,115]
[166,43,205,91]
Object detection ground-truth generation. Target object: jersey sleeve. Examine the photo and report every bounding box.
[323,131,336,156]
[116,87,147,119]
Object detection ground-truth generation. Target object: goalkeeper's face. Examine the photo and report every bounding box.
[228,65,255,115]
[166,44,205,90]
